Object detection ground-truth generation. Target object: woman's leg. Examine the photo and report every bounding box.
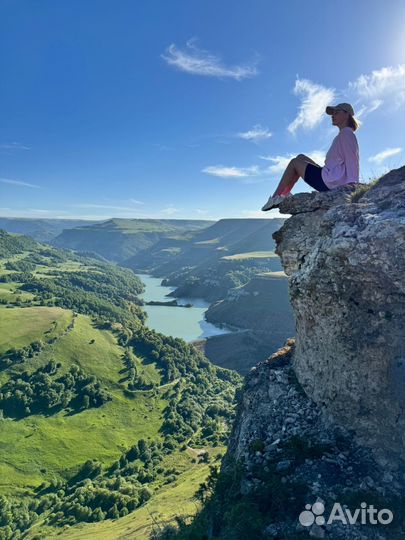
[273,154,318,196]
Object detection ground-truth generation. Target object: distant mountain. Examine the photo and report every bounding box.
[124,218,285,275]
[52,218,213,262]
[0,217,104,242]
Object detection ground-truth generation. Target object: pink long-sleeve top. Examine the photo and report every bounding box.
[321,127,360,189]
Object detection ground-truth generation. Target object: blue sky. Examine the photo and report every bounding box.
[1,0,404,221]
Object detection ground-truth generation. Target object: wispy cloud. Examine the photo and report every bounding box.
[288,78,336,135]
[161,39,258,80]
[287,65,405,133]
[259,154,294,174]
[0,207,110,220]
[259,150,326,173]
[0,142,30,151]
[71,203,144,211]
[26,208,67,214]
[368,147,402,164]
[161,205,180,216]
[237,125,272,142]
[203,150,326,182]
[202,165,261,179]
[0,177,40,188]
[348,64,405,111]
[301,150,327,167]
[355,99,383,119]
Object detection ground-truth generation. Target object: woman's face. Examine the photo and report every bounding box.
[331,108,349,128]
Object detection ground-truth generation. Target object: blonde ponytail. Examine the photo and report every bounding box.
[348,115,360,131]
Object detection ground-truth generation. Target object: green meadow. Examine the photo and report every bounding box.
[0,305,71,354]
[0,309,167,496]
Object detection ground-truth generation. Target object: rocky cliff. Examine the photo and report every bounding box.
[274,166,404,469]
[215,168,405,540]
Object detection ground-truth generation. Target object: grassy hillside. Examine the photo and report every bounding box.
[0,231,242,540]
[0,310,166,496]
[0,306,71,353]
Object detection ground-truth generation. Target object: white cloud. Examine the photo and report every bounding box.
[0,142,30,151]
[237,125,272,142]
[286,65,404,133]
[355,99,383,119]
[0,204,148,220]
[368,147,402,164]
[71,203,144,211]
[348,65,405,110]
[0,207,110,220]
[26,208,67,214]
[259,154,294,174]
[288,78,336,135]
[202,165,261,178]
[306,150,326,165]
[161,206,180,216]
[259,150,326,174]
[161,39,258,80]
[0,177,40,188]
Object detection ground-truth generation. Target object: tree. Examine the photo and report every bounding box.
[92,507,105,522]
[82,395,90,409]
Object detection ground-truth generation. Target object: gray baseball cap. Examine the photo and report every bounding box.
[326,103,355,116]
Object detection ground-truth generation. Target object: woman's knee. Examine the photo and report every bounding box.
[290,156,301,171]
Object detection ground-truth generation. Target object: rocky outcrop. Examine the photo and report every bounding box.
[217,168,404,539]
[274,167,404,469]
[222,340,404,539]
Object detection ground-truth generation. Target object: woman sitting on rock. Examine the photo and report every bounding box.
[261,103,360,211]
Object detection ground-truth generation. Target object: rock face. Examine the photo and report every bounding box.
[223,340,404,539]
[273,167,404,469]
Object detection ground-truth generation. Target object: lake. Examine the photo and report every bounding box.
[136,274,232,342]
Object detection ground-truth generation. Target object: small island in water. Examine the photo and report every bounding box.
[145,299,193,308]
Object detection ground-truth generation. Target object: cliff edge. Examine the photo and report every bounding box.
[217,168,404,540]
[274,166,404,469]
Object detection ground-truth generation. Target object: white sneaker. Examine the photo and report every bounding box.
[261,194,286,211]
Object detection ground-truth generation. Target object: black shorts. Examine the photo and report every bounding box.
[304,164,330,192]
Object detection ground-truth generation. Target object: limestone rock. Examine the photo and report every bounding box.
[273,167,405,469]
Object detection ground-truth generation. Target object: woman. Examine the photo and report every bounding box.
[261,103,360,211]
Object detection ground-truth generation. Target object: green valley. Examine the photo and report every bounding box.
[0,230,241,540]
